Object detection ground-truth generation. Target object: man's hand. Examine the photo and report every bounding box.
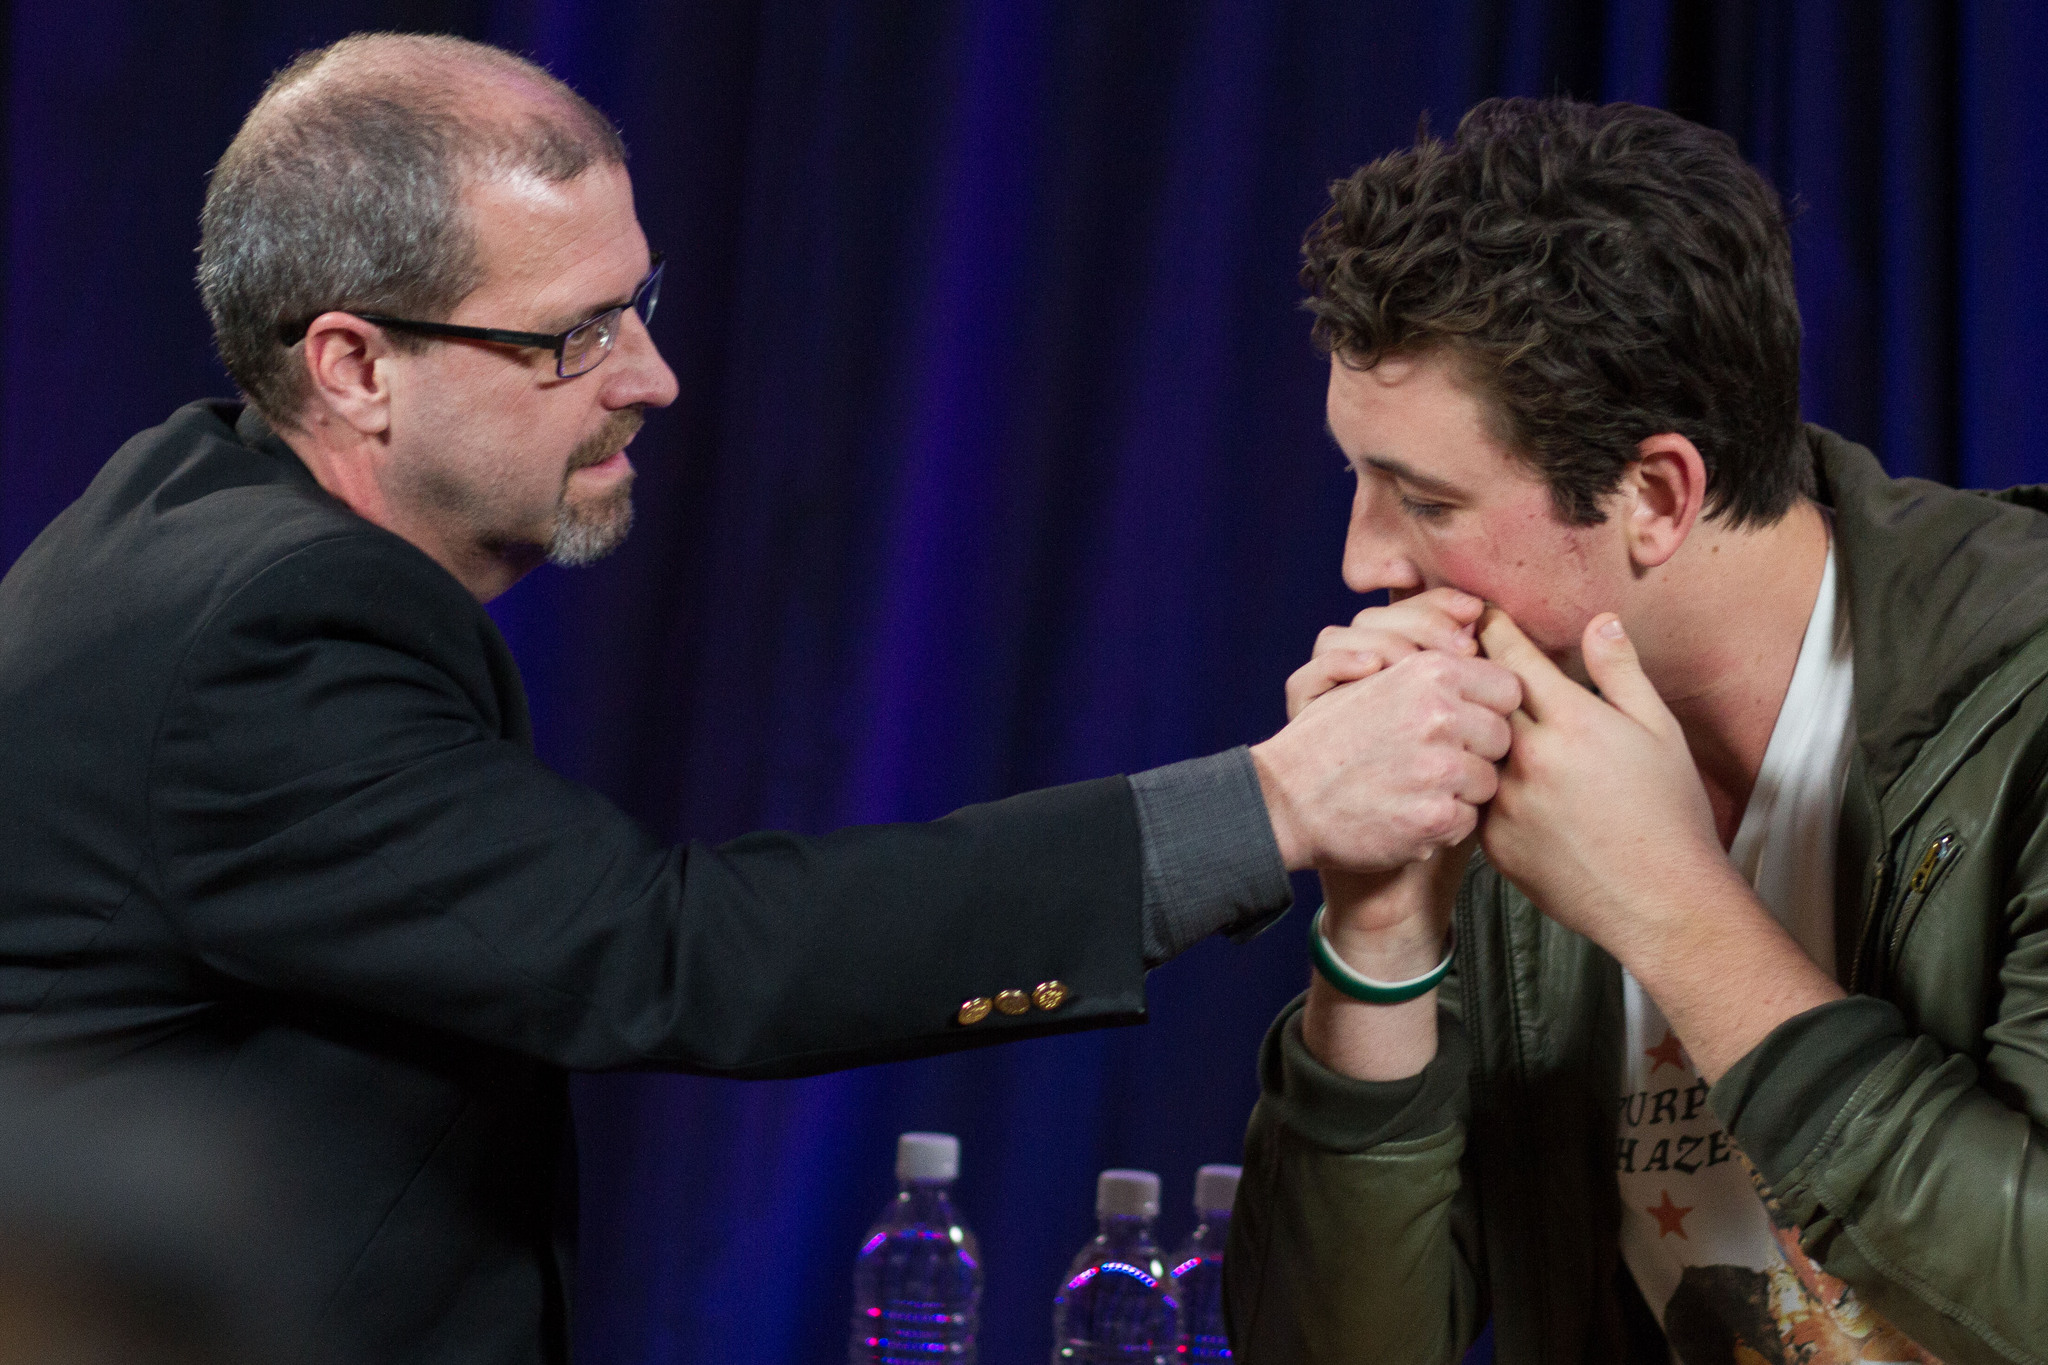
[1474,608,1726,954]
[1252,594,1519,873]
[1284,588,1488,720]
[1476,607,1842,1082]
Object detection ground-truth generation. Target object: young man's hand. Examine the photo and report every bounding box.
[1474,607,1728,958]
[1476,607,1842,1082]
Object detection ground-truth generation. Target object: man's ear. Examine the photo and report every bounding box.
[1624,432,1707,571]
[300,312,397,438]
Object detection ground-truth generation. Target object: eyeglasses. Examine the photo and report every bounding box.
[278,253,664,378]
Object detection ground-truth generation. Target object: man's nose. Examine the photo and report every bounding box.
[1341,511,1423,597]
[603,308,679,410]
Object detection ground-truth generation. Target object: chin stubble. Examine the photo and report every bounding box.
[545,410,644,567]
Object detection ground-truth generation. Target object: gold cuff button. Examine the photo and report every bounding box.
[993,989,1031,1016]
[1032,980,1070,1011]
[956,997,993,1026]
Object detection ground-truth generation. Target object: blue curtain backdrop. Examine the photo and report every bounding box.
[4,2,2044,1361]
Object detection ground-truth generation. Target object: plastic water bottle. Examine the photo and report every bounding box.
[850,1132,981,1364]
[1170,1165,1240,1362]
[1050,1168,1185,1363]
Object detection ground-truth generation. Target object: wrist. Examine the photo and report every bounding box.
[1588,844,1750,972]
[1301,931,1444,1080]
[1319,857,1457,974]
[1312,903,1454,1005]
[1248,738,1310,870]
[1320,907,1450,982]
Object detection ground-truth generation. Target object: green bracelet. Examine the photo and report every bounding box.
[1309,903,1454,1005]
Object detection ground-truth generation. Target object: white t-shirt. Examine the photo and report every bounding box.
[1614,540,1944,1363]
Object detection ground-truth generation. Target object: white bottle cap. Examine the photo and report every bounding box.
[895,1132,959,1183]
[1097,1168,1161,1218]
[1194,1164,1242,1215]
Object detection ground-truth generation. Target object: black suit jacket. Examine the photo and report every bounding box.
[0,402,1147,1363]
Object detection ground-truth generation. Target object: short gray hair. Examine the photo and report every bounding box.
[197,33,627,426]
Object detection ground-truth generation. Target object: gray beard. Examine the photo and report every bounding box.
[543,408,644,566]
[545,481,634,565]
[407,411,646,571]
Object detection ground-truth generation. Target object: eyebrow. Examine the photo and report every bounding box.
[536,256,656,334]
[1325,422,1469,501]
[537,292,632,335]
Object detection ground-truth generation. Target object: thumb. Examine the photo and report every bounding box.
[1477,605,1571,720]
[1581,614,1674,733]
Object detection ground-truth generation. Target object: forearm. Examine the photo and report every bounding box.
[1595,855,1843,1084]
[1474,605,1842,1082]
[1299,865,1453,1082]
[1228,999,1480,1365]
[1129,748,1293,968]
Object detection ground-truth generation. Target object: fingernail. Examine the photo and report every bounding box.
[1600,617,1626,640]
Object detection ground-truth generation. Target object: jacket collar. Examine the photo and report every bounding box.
[228,403,327,493]
[1818,423,2048,798]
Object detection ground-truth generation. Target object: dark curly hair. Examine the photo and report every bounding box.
[1302,98,1808,527]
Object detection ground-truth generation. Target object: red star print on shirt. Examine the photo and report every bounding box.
[1645,1029,1689,1074]
[1647,1189,1693,1239]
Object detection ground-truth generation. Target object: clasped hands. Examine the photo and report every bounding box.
[1251,587,1737,987]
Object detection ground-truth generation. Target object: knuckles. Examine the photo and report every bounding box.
[1408,695,1461,743]
[1412,750,1462,791]
[1415,794,1468,843]
[1407,651,1462,687]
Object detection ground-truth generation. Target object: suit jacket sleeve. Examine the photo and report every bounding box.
[144,533,1145,1076]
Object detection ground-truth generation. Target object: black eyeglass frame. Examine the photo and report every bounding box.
[277,253,664,379]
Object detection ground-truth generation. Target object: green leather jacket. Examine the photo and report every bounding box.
[1226,427,2048,1365]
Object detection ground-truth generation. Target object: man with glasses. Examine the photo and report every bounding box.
[0,32,1519,1365]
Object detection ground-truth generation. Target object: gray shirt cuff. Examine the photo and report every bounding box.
[1129,746,1293,968]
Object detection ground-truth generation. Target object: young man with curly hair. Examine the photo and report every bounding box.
[1226,98,2047,1365]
